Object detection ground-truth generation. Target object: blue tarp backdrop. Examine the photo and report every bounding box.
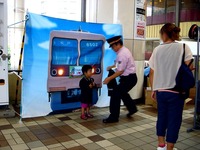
[22,13,122,118]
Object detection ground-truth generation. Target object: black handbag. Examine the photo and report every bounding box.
[175,44,195,93]
[107,69,117,96]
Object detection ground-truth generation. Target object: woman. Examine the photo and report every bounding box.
[149,23,193,150]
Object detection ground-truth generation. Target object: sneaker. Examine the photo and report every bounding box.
[157,147,166,150]
[80,114,88,120]
[157,145,177,150]
[86,113,94,118]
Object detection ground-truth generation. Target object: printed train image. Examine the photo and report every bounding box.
[47,31,105,111]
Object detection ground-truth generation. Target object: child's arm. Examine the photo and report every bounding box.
[90,78,96,87]
[80,79,91,89]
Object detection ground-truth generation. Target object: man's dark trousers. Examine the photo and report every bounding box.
[109,73,138,120]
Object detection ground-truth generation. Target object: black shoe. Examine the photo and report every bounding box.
[103,118,119,123]
[127,109,138,118]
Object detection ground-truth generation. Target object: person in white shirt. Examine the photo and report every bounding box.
[149,23,193,150]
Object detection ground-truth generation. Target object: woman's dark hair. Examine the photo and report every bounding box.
[160,23,181,41]
[82,65,92,74]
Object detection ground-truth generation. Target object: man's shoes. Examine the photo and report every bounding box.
[127,109,138,118]
[102,118,119,123]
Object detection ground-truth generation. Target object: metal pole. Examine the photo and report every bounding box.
[81,0,87,22]
[175,0,181,27]
[14,30,25,106]
[7,19,27,28]
[194,27,200,129]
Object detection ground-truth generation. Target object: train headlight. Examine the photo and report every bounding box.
[58,69,64,76]
[92,68,95,74]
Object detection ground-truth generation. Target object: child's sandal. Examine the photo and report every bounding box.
[86,113,94,118]
[80,114,88,120]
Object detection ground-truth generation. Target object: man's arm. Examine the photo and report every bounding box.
[103,71,123,84]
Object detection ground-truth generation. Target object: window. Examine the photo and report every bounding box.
[166,0,176,23]
[147,0,153,24]
[180,0,200,22]
[52,38,78,65]
[79,40,103,65]
[152,0,166,24]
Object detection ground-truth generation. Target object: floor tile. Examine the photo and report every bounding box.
[108,137,125,145]
[0,146,11,150]
[132,139,146,147]
[88,135,105,142]
[105,145,123,150]
[1,129,16,135]
[10,144,29,150]
[117,142,135,150]
[111,130,126,136]
[100,133,116,139]
[31,146,48,150]
[175,142,190,150]
[27,141,44,149]
[68,145,87,150]
[140,144,156,150]
[119,134,136,141]
[0,105,199,150]
[96,140,114,148]
[47,143,63,149]
[75,138,93,145]
[69,133,85,140]
[81,131,97,137]
[83,143,102,150]
[61,140,80,149]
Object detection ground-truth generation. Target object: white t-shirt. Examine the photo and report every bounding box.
[149,42,193,91]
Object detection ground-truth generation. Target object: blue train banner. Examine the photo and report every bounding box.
[22,13,122,118]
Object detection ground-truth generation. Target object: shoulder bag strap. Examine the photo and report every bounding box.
[183,43,194,67]
[182,43,186,64]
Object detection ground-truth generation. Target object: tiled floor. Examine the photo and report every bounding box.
[0,105,200,150]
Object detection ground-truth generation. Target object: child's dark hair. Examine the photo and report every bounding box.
[82,65,92,74]
[160,23,181,41]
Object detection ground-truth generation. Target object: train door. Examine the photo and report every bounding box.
[47,31,105,112]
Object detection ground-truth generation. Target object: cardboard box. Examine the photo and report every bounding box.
[184,98,193,110]
[189,88,196,103]
[152,100,157,109]
[145,87,153,105]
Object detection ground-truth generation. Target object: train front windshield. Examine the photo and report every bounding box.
[52,38,78,65]
[79,40,103,65]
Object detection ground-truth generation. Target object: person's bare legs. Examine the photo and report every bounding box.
[158,136,165,147]
[167,143,174,150]
[86,107,90,114]
[81,107,85,115]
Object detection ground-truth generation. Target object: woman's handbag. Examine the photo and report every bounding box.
[175,44,195,93]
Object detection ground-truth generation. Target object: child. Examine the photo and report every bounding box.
[79,65,96,120]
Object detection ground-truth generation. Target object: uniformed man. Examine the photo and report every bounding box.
[103,35,138,123]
